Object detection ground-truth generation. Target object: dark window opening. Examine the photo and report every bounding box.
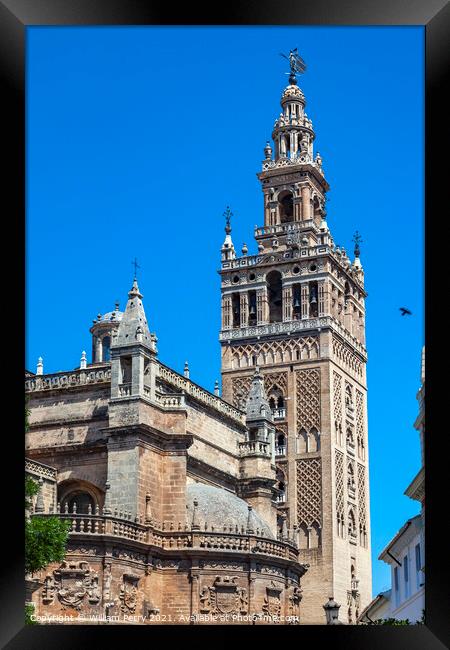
[248,290,257,325]
[63,492,95,515]
[232,293,241,328]
[309,281,318,318]
[293,283,301,320]
[267,270,283,323]
[102,336,111,362]
[279,192,294,223]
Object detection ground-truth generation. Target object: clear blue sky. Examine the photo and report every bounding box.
[26,26,424,599]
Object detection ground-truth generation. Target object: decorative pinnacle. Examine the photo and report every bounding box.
[352,231,363,258]
[223,206,233,235]
[280,48,306,86]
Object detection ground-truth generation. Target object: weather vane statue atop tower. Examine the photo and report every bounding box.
[280,48,306,85]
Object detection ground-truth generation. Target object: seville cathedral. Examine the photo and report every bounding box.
[25,53,371,625]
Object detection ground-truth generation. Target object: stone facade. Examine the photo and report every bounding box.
[219,67,371,623]
[26,280,307,625]
[26,55,371,625]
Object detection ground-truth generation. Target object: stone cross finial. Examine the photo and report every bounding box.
[132,257,140,280]
[36,356,43,376]
[80,351,87,370]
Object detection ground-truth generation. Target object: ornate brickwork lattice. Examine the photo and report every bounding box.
[231,376,252,409]
[265,371,288,397]
[296,458,322,528]
[332,336,363,377]
[231,372,288,410]
[231,336,319,369]
[295,368,321,433]
[355,389,366,459]
[335,450,344,537]
[333,371,343,445]
[357,463,367,547]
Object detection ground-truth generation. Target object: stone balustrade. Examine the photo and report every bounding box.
[118,382,132,397]
[31,511,299,560]
[155,392,186,409]
[220,315,367,358]
[157,363,245,424]
[254,221,315,238]
[25,366,111,393]
[239,439,271,457]
[272,408,286,421]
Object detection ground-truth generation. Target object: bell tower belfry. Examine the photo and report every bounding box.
[219,50,371,624]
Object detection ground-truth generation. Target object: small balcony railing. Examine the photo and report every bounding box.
[276,493,286,503]
[275,445,286,457]
[272,408,286,420]
[118,382,132,397]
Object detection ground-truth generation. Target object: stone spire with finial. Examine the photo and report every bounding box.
[352,231,363,270]
[245,367,272,423]
[114,277,152,349]
[221,206,236,262]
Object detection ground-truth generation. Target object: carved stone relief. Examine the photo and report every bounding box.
[199,576,248,615]
[42,561,100,610]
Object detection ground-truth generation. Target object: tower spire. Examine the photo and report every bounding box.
[220,205,236,262]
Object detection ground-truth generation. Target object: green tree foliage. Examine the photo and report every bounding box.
[25,510,71,575]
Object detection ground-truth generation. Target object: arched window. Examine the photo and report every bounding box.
[297,428,308,453]
[276,468,286,503]
[267,270,283,323]
[269,397,276,410]
[232,293,241,328]
[58,479,103,515]
[279,191,294,223]
[348,509,356,537]
[102,336,111,362]
[298,523,308,549]
[309,428,320,452]
[277,432,285,447]
[309,522,321,548]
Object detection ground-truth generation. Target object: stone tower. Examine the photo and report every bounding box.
[219,56,371,623]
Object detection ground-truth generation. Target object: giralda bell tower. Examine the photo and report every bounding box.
[219,50,372,624]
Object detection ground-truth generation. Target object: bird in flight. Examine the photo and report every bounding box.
[399,307,412,316]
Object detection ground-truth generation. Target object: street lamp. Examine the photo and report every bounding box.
[323,597,343,625]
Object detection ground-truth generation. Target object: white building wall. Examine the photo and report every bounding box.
[388,529,424,622]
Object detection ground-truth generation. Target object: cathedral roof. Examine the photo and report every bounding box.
[186,483,274,539]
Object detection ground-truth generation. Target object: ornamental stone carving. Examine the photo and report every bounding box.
[42,561,100,610]
[199,576,248,615]
[261,581,282,617]
[119,574,139,613]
